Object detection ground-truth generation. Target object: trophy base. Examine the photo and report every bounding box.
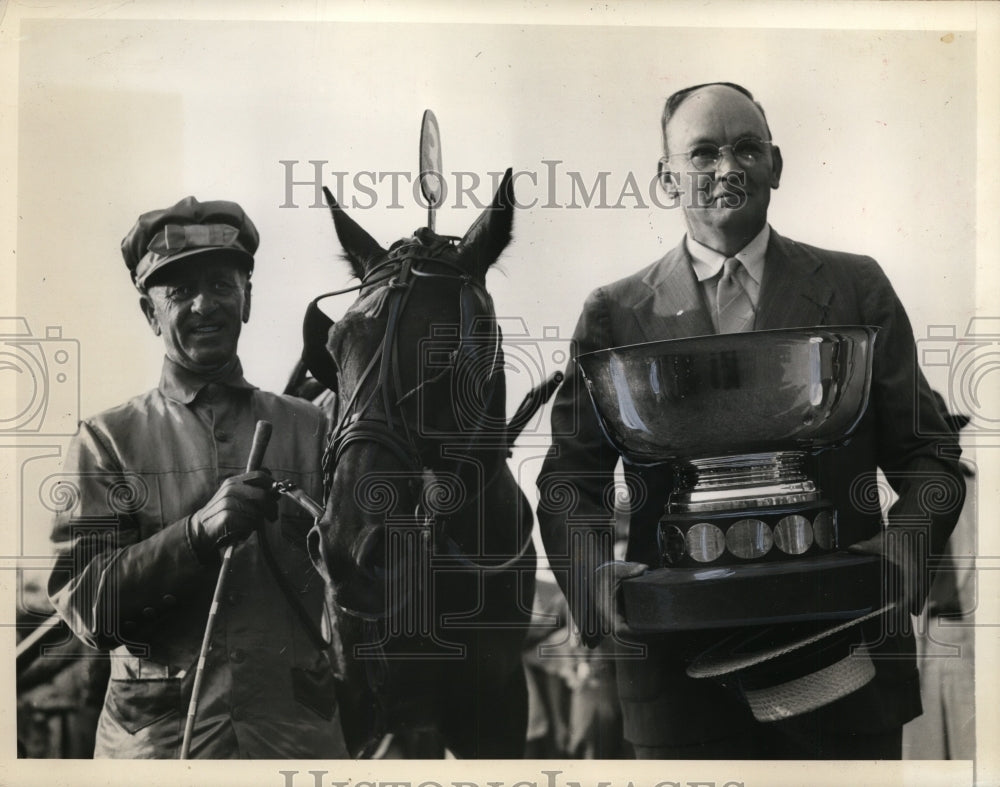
[657,500,838,567]
[656,451,841,567]
[621,552,883,632]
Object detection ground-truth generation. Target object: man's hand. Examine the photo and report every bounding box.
[590,560,648,646]
[190,470,278,552]
[848,530,927,617]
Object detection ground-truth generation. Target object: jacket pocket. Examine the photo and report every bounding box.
[105,677,183,735]
[291,661,338,721]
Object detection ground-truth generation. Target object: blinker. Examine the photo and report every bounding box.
[302,294,340,394]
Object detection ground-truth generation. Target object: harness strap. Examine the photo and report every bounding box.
[319,240,520,620]
[437,527,534,575]
[429,452,533,575]
[334,421,421,471]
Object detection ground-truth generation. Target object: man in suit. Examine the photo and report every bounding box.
[47,196,348,758]
[536,82,966,759]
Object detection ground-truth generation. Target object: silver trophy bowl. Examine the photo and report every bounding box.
[576,325,877,464]
[577,326,881,631]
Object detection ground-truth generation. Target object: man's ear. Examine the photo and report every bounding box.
[657,157,681,197]
[139,294,161,336]
[769,145,783,189]
[242,280,252,323]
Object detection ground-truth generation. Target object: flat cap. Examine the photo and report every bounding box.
[121,196,259,288]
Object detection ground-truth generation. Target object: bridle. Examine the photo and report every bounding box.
[322,233,500,478]
[311,233,532,620]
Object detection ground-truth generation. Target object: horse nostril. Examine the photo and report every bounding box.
[308,521,357,585]
[307,526,360,613]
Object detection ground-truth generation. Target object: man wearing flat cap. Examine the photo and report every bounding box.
[537,83,966,758]
[47,196,349,758]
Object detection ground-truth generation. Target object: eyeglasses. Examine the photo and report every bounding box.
[667,137,773,171]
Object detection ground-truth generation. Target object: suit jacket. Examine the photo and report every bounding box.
[537,229,965,742]
[48,358,348,758]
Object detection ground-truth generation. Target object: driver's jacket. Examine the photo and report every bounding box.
[48,357,347,758]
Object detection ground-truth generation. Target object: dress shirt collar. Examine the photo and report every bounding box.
[158,356,257,404]
[686,224,770,286]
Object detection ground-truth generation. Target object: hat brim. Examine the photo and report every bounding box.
[685,602,894,679]
[137,246,254,288]
[685,602,895,722]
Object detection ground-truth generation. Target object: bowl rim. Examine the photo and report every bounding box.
[574,324,880,463]
[575,324,880,366]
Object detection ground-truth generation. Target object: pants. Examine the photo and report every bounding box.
[632,721,902,760]
[617,641,906,760]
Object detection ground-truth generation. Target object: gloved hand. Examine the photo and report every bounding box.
[190,470,278,553]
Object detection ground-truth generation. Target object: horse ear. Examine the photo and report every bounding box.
[323,186,386,279]
[457,167,514,277]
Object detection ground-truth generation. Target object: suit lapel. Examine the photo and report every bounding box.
[755,230,834,329]
[630,230,833,341]
[632,241,714,341]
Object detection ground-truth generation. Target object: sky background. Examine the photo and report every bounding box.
[2,3,997,784]
[13,21,978,406]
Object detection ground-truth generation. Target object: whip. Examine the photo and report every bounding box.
[180,419,272,759]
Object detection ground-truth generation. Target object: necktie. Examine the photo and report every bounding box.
[716,257,755,334]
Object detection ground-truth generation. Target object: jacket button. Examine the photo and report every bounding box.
[214,430,229,442]
[230,649,245,663]
[142,606,156,619]
[162,594,177,607]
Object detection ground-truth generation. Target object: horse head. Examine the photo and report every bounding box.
[305,169,516,620]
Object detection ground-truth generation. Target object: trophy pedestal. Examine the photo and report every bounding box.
[619,450,883,633]
[622,552,883,632]
[656,451,840,567]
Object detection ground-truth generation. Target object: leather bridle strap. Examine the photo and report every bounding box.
[328,249,496,478]
[431,450,535,576]
[320,243,514,618]
[332,422,420,473]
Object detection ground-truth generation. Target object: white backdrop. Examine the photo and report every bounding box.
[12,19,978,410]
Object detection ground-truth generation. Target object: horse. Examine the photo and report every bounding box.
[299,168,540,758]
